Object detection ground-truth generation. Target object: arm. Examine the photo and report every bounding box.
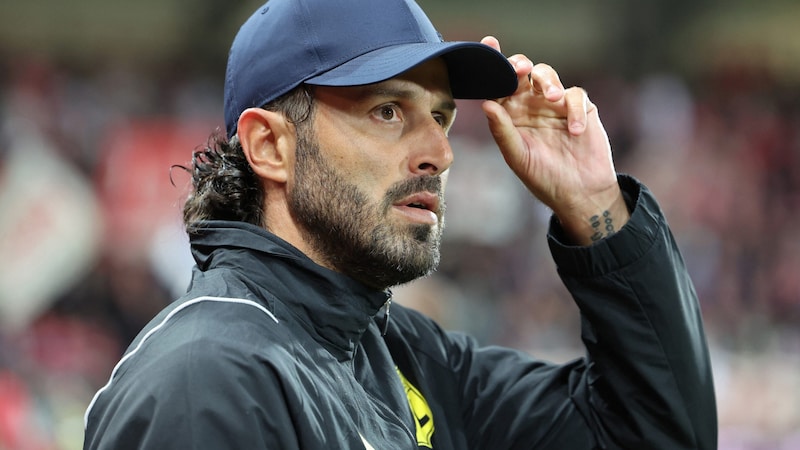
[548,175,717,448]
[444,178,715,449]
[472,37,717,448]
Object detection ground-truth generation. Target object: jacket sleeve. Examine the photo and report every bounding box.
[452,175,716,449]
[548,174,716,448]
[83,319,302,450]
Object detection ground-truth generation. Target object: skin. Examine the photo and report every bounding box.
[282,70,452,287]
[237,36,629,282]
[480,36,630,244]
[238,60,454,286]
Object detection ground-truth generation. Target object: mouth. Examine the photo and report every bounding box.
[392,192,440,225]
[395,192,439,213]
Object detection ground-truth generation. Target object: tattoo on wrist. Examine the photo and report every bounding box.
[589,210,615,241]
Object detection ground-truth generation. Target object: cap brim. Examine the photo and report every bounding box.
[305,42,518,100]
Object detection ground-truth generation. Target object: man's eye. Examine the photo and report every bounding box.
[378,105,398,122]
[380,105,397,121]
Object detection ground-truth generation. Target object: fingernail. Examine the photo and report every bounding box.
[547,85,560,97]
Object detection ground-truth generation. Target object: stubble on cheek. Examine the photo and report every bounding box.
[290,134,446,287]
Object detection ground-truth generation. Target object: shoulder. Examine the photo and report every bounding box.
[137,295,279,345]
[107,296,294,398]
[84,295,298,448]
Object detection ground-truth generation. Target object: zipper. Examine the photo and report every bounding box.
[381,289,393,336]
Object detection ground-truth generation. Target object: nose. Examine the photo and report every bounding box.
[409,118,454,176]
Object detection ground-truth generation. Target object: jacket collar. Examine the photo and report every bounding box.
[189,221,391,361]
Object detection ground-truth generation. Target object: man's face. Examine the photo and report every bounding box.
[288,59,456,290]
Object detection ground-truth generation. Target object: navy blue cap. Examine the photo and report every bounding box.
[224,0,519,138]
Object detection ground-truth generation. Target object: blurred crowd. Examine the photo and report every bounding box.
[0,45,799,449]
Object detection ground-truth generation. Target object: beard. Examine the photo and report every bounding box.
[287,129,445,290]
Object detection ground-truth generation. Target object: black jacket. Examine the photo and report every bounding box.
[84,176,717,449]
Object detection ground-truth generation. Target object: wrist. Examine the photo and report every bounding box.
[554,186,631,246]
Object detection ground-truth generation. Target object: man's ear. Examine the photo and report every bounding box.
[237,108,296,184]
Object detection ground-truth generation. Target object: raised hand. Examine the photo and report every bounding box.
[479,36,630,245]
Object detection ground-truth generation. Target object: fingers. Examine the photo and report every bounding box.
[481,36,532,96]
[480,36,501,52]
[530,63,564,101]
[564,87,595,135]
[505,55,533,97]
[481,35,593,136]
[481,35,564,100]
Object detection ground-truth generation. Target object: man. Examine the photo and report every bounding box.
[84,0,717,448]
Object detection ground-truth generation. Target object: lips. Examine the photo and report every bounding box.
[394,192,439,214]
[392,191,440,225]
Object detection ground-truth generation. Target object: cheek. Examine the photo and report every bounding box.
[326,150,399,202]
[315,119,406,203]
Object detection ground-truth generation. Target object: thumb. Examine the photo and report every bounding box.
[481,100,526,168]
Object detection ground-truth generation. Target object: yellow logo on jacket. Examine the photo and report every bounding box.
[396,368,434,448]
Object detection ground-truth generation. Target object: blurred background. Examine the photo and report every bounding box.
[1,0,798,448]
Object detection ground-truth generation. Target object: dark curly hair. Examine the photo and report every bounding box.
[181,85,315,232]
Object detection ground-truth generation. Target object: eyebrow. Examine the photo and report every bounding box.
[359,85,457,114]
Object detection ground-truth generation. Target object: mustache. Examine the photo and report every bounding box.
[383,175,443,207]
